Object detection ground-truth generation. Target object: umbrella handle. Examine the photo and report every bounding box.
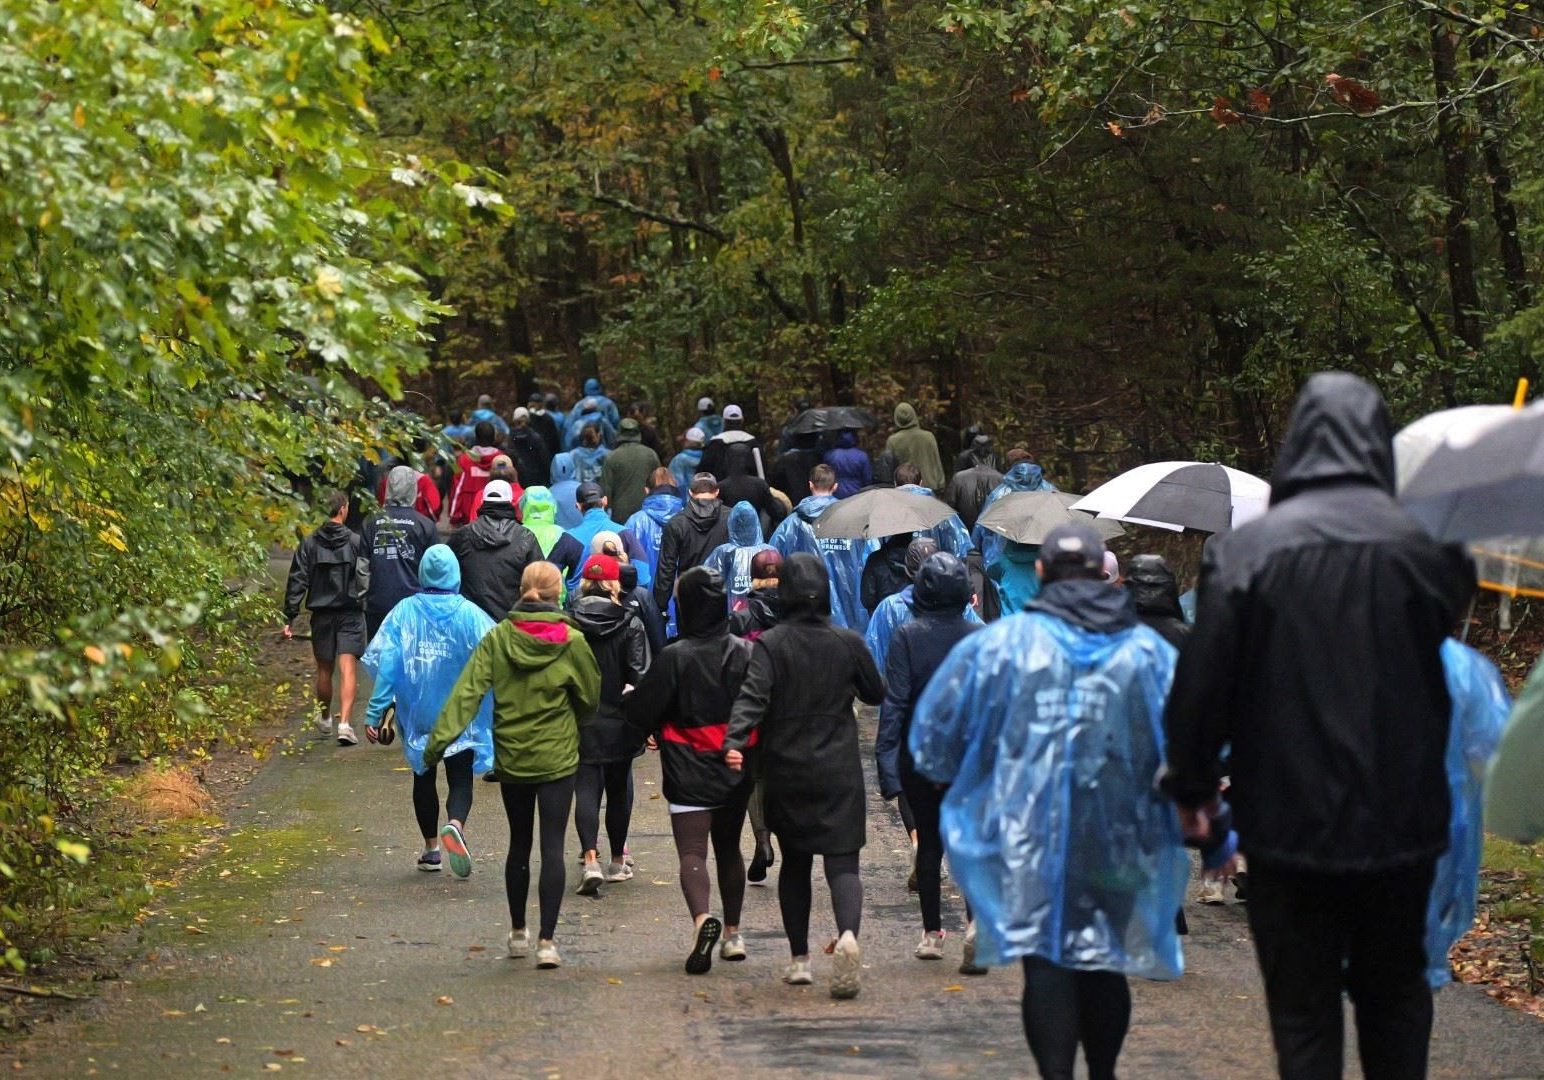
[1514,378,1529,410]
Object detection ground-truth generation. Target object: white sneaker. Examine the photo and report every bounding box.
[605,861,633,883]
[535,940,561,969]
[335,722,358,746]
[1198,877,1227,905]
[507,929,529,958]
[315,711,335,735]
[830,930,861,999]
[960,921,988,976]
[576,861,604,896]
[783,957,813,985]
[915,930,945,960]
[720,933,746,962]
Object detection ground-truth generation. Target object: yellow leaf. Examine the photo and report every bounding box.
[314,266,344,298]
[73,103,86,128]
[97,525,128,552]
[309,957,333,967]
[434,995,453,1006]
[943,983,965,992]
[83,645,106,665]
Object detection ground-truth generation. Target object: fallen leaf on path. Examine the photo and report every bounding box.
[335,1039,351,1047]
[606,978,623,985]
[467,945,486,953]
[194,1003,207,1013]
[184,925,208,935]
[943,984,965,992]
[162,1009,187,1017]
[328,945,347,952]
[275,998,300,1005]
[273,1050,295,1057]
[435,995,454,1006]
[309,958,333,967]
[215,1038,231,1045]
[263,1066,282,1073]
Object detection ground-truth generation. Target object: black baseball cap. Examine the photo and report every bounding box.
[577,482,606,507]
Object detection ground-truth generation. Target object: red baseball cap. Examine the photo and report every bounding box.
[581,554,621,582]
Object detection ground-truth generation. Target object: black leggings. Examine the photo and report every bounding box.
[900,766,971,933]
[670,803,748,925]
[413,750,474,840]
[896,791,917,835]
[574,760,633,860]
[778,849,862,957]
[500,775,576,941]
[1020,956,1131,1080]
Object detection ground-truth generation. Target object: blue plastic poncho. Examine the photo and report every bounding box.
[970,462,1059,564]
[896,484,971,558]
[703,501,773,609]
[581,378,621,430]
[987,541,1042,614]
[623,490,684,574]
[1427,639,1509,988]
[547,453,582,529]
[361,547,496,775]
[909,609,1187,978]
[770,494,876,632]
[568,443,609,484]
[562,401,617,451]
[864,584,983,671]
[669,447,702,494]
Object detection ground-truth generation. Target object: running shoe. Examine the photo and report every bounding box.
[576,861,604,896]
[605,861,633,883]
[623,845,635,869]
[960,922,988,976]
[535,940,561,969]
[507,928,529,958]
[440,822,472,879]
[336,722,358,746]
[719,933,746,962]
[416,849,442,873]
[1198,877,1226,904]
[686,916,722,975]
[782,958,813,986]
[830,931,862,1000]
[315,710,334,735]
[914,930,945,960]
[748,835,774,884]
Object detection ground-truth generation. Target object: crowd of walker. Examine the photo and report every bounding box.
[278,371,1541,1080]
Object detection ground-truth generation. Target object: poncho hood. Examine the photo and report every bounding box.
[1270,371,1395,504]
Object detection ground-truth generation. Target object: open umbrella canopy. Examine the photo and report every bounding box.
[785,406,879,436]
[1393,405,1516,488]
[976,491,1125,545]
[1400,402,1544,542]
[1070,462,1269,534]
[813,487,959,540]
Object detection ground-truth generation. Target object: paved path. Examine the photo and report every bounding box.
[10,672,1544,1078]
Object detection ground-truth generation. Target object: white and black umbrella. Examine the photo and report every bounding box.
[1070,461,1269,534]
[976,491,1125,545]
[1401,402,1544,542]
[813,488,959,540]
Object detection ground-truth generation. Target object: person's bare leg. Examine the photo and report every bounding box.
[315,660,335,717]
[335,654,358,724]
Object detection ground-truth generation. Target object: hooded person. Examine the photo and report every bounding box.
[699,404,765,482]
[891,463,972,559]
[546,451,583,530]
[884,403,947,492]
[724,553,886,999]
[718,439,786,537]
[861,532,914,615]
[544,392,568,436]
[621,467,683,576]
[773,431,823,506]
[865,538,983,672]
[362,465,440,638]
[361,545,496,876]
[823,430,873,499]
[670,428,707,495]
[985,538,1043,617]
[518,486,585,591]
[653,473,731,614]
[581,377,621,430]
[1125,554,1188,649]
[447,480,543,621]
[1161,372,1474,1080]
[943,435,1004,531]
[568,423,610,484]
[602,417,662,524]
[769,463,873,633]
[969,455,1060,565]
[695,396,724,441]
[875,552,985,968]
[627,566,757,973]
[953,425,1000,475]
[563,397,617,452]
[468,393,511,438]
[702,501,775,612]
[507,407,553,489]
[527,392,563,460]
[450,421,505,527]
[374,456,444,522]
[728,549,783,640]
[1487,654,1544,843]
[908,523,1188,1077]
[281,490,367,744]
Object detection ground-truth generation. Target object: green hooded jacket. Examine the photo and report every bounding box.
[1486,652,1544,843]
[884,403,947,491]
[425,607,600,784]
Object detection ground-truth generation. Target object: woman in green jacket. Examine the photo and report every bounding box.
[427,561,601,970]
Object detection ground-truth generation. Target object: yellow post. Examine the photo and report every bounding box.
[1513,377,1529,410]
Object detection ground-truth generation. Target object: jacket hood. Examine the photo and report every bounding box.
[835,429,859,449]
[471,446,502,463]
[583,377,604,397]
[549,452,577,484]
[469,408,501,426]
[780,552,831,620]
[569,594,631,639]
[894,403,918,429]
[677,566,730,637]
[685,497,725,533]
[641,491,683,525]
[1271,371,1395,503]
[1029,578,1138,633]
[385,465,419,506]
[418,544,461,591]
[1002,461,1047,491]
[913,552,971,613]
[1002,540,1040,565]
[465,500,522,548]
[795,494,838,521]
[505,609,576,663]
[315,521,354,548]
[520,486,557,525]
[1125,554,1184,622]
[727,501,763,546]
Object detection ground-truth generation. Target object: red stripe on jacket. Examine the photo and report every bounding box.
[661,722,757,752]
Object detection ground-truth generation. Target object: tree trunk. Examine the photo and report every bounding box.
[756,124,820,324]
[1469,38,1531,320]
[1429,17,1485,366]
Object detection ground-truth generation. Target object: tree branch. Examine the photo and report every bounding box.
[738,57,859,70]
[588,193,729,243]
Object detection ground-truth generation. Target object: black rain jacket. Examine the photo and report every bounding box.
[1162,372,1473,874]
[568,594,650,764]
[283,521,364,621]
[1126,554,1189,649]
[447,501,543,621]
[652,497,730,610]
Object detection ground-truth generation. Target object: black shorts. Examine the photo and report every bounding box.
[309,607,366,663]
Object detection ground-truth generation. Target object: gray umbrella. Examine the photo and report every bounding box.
[976,492,1126,545]
[813,488,960,540]
[1401,402,1544,541]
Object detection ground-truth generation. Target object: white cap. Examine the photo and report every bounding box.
[697,397,715,413]
[722,404,744,421]
[512,406,530,422]
[483,480,514,503]
[1102,550,1121,583]
[685,426,706,445]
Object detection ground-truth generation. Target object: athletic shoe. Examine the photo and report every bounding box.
[960,922,988,976]
[336,722,358,746]
[507,928,529,958]
[577,862,604,896]
[830,931,861,1000]
[685,916,722,975]
[440,822,472,879]
[623,845,635,869]
[782,958,813,986]
[416,850,442,873]
[915,930,945,960]
[719,933,746,962]
[481,772,499,783]
[605,861,633,883]
[1198,877,1226,904]
[316,711,335,735]
[535,940,561,969]
[1232,870,1249,903]
[748,835,774,885]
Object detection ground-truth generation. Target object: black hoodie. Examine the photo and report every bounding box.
[1126,554,1188,648]
[728,585,782,640]
[652,497,730,610]
[1163,372,1473,874]
[447,501,543,621]
[568,593,650,763]
[283,521,364,622]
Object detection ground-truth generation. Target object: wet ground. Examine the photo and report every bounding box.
[8,658,1544,1078]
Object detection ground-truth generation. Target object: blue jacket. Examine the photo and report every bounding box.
[547,452,583,530]
[696,414,724,440]
[864,584,983,674]
[582,378,621,430]
[897,484,971,559]
[770,494,875,632]
[564,507,618,587]
[986,541,1042,615]
[669,448,703,494]
[623,489,683,574]
[876,606,982,799]
[971,462,1058,564]
[824,431,872,499]
[563,406,617,452]
[703,501,773,609]
[1427,640,1509,988]
[568,443,609,484]
[909,584,1186,977]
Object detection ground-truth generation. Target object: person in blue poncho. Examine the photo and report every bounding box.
[909,523,1187,1080]
[622,468,682,575]
[769,464,873,632]
[580,377,621,430]
[670,428,706,495]
[360,545,496,878]
[970,451,1059,567]
[568,424,610,483]
[985,538,1042,614]
[563,398,618,452]
[563,483,617,589]
[546,452,583,530]
[703,501,774,612]
[893,463,971,558]
[865,537,983,673]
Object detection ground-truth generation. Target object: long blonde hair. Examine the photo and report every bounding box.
[519,561,563,605]
[580,577,623,603]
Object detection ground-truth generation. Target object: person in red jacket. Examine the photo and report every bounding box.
[375,461,443,522]
[450,421,503,527]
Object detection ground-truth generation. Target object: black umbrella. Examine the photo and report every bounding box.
[813,488,958,540]
[1401,403,1544,541]
[785,406,879,436]
[976,492,1126,545]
